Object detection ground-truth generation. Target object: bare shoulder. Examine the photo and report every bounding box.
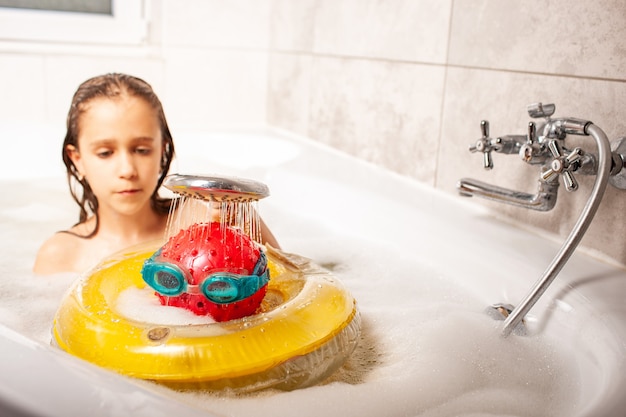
[33,232,84,275]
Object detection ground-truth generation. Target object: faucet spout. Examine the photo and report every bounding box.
[457,178,558,211]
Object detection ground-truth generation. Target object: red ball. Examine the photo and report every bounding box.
[154,222,267,321]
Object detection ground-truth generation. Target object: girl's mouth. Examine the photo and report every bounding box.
[119,189,141,195]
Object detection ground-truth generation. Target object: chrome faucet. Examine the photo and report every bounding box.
[457,103,626,337]
[458,103,624,210]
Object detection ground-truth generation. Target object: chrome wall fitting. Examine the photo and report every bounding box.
[608,137,626,189]
[457,103,624,337]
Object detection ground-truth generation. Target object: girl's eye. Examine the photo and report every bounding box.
[96,150,113,158]
[136,147,152,155]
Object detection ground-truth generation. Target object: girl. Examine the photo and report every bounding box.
[34,73,278,274]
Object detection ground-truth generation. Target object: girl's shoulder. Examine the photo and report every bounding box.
[32,229,87,275]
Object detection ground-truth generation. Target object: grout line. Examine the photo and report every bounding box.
[268,49,626,85]
[433,0,458,189]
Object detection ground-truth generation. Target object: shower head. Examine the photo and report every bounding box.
[163,174,270,202]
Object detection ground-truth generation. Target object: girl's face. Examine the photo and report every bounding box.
[67,94,163,218]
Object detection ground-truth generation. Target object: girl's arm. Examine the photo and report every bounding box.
[260,217,280,249]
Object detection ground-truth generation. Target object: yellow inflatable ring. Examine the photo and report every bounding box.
[52,243,360,392]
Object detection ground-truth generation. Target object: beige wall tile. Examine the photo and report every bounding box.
[449,0,626,79]
[163,49,268,129]
[0,54,46,123]
[270,0,317,51]
[307,56,445,183]
[313,0,451,63]
[267,52,312,136]
[162,0,272,48]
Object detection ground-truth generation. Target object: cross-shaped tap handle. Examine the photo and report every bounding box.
[469,120,494,169]
[540,139,582,192]
[527,122,536,144]
[481,119,489,138]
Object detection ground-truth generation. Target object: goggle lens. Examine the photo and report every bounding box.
[203,276,244,303]
[141,259,186,296]
[155,270,182,291]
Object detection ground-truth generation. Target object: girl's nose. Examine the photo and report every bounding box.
[118,152,138,178]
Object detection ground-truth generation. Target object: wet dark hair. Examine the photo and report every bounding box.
[62,73,175,238]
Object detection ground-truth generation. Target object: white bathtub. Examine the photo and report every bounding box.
[0,125,625,417]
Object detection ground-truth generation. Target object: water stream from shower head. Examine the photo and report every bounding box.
[163,174,270,244]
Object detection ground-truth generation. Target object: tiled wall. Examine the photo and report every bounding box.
[0,0,625,265]
[266,0,626,266]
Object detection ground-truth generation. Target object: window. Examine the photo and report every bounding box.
[0,0,112,15]
[0,0,146,46]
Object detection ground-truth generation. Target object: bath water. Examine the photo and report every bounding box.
[0,177,583,417]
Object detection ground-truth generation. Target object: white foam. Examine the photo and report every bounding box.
[134,234,581,417]
[0,175,586,417]
[115,287,217,325]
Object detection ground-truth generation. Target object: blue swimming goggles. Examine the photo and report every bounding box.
[141,250,269,304]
